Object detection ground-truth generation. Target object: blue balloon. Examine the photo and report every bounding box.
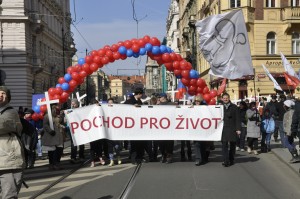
[78,58,85,65]
[61,83,70,91]
[56,84,61,88]
[145,43,153,51]
[189,69,200,79]
[133,53,139,58]
[64,73,72,82]
[152,46,161,55]
[33,105,41,114]
[126,49,134,57]
[139,48,146,55]
[167,47,172,53]
[118,46,127,55]
[160,45,167,53]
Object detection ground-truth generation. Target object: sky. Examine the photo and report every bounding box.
[70,0,171,76]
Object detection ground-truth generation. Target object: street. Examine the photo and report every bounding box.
[18,142,300,199]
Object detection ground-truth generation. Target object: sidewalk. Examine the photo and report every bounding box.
[269,138,300,176]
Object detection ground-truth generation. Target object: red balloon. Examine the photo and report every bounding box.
[93,56,102,64]
[61,91,69,100]
[97,49,106,57]
[85,55,93,64]
[196,86,203,94]
[131,44,140,53]
[82,63,91,74]
[48,88,56,96]
[55,87,63,95]
[120,54,127,60]
[40,105,47,112]
[209,89,218,98]
[138,39,146,47]
[90,50,98,57]
[143,35,151,43]
[113,52,121,60]
[203,93,211,102]
[69,80,78,88]
[58,77,65,84]
[108,56,115,63]
[105,50,114,59]
[77,77,84,84]
[79,70,87,78]
[188,85,197,93]
[196,78,206,88]
[53,94,60,100]
[203,86,210,94]
[186,62,192,70]
[180,60,188,70]
[208,98,216,105]
[176,54,183,61]
[104,45,111,51]
[188,90,196,96]
[67,66,75,74]
[170,53,177,61]
[164,63,173,71]
[174,69,181,76]
[162,53,171,62]
[124,40,132,49]
[189,79,197,86]
[181,77,190,86]
[111,44,119,52]
[71,72,81,81]
[149,37,160,46]
[181,70,190,78]
[173,61,180,69]
[101,56,109,65]
[38,112,44,120]
[32,113,39,121]
[90,63,99,72]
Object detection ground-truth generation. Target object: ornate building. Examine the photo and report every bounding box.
[174,0,300,99]
[0,0,75,108]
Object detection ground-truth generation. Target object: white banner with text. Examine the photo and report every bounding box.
[65,104,224,146]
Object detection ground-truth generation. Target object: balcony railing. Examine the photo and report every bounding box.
[282,7,300,20]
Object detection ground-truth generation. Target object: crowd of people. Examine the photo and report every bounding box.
[1,85,300,198]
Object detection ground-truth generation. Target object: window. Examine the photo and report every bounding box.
[230,0,241,8]
[292,0,300,6]
[292,32,300,54]
[267,32,276,54]
[266,0,275,7]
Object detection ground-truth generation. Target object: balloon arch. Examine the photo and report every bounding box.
[31,35,218,121]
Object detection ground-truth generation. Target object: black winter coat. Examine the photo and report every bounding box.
[222,102,241,142]
[291,100,300,134]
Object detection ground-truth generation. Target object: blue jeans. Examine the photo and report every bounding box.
[275,121,285,147]
[36,139,42,156]
[266,133,273,147]
[284,136,296,152]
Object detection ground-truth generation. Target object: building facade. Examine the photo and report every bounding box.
[175,0,300,99]
[0,0,75,108]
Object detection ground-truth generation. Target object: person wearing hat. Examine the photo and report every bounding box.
[0,86,24,198]
[20,108,38,169]
[283,100,300,163]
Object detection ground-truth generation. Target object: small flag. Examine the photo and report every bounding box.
[262,64,283,91]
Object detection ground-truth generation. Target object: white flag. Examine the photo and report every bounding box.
[196,9,253,79]
[261,64,283,91]
[280,52,298,78]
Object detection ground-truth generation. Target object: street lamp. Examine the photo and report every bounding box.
[62,28,75,73]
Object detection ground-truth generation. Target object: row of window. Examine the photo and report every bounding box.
[230,0,300,8]
[267,32,300,54]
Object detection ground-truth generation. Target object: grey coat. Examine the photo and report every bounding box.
[246,109,261,138]
[41,114,63,147]
[0,104,25,170]
[222,102,241,142]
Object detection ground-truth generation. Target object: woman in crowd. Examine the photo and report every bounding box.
[42,105,64,170]
[236,101,248,152]
[246,102,261,155]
